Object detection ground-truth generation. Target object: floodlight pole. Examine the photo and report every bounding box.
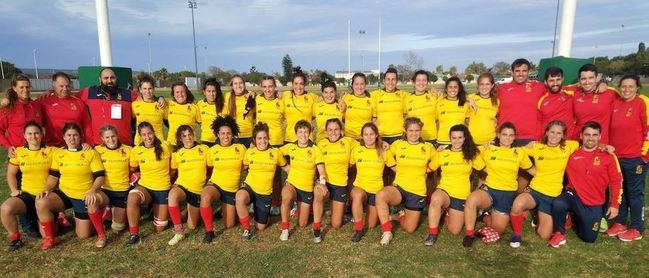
[347,20,351,82]
[557,0,577,57]
[189,0,199,89]
[33,49,39,79]
[95,0,113,66]
[0,56,4,79]
[148,32,152,74]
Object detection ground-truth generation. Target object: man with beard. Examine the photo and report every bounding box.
[537,67,576,140]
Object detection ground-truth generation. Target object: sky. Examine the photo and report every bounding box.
[1,0,648,75]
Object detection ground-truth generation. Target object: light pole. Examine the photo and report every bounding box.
[347,20,351,83]
[551,0,560,57]
[359,30,366,73]
[188,0,199,89]
[0,56,5,79]
[148,32,152,74]
[619,24,625,57]
[33,49,39,79]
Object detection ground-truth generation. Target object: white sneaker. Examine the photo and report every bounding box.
[279,229,289,241]
[380,231,393,245]
[168,233,185,246]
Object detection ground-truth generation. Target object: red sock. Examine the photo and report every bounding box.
[510,213,524,236]
[129,225,139,235]
[8,232,21,241]
[200,207,214,232]
[381,221,392,232]
[40,221,55,239]
[428,227,439,235]
[465,229,474,237]
[240,216,251,230]
[271,198,280,206]
[313,221,321,231]
[168,206,182,226]
[280,221,290,230]
[88,211,106,238]
[353,220,364,231]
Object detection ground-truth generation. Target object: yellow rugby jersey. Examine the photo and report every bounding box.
[468,94,499,145]
[224,93,254,138]
[282,91,316,142]
[342,94,372,139]
[132,100,166,145]
[51,149,105,200]
[317,137,356,187]
[171,144,209,194]
[197,99,226,144]
[350,145,395,194]
[280,142,324,192]
[406,92,438,141]
[206,143,246,192]
[9,146,55,196]
[387,140,436,196]
[164,101,200,145]
[527,140,579,197]
[370,89,407,137]
[313,101,343,142]
[255,96,285,146]
[130,143,171,191]
[243,147,287,195]
[436,98,470,144]
[479,146,532,191]
[428,149,485,200]
[95,144,132,192]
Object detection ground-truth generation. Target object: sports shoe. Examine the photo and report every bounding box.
[598,218,609,233]
[509,235,522,248]
[605,223,628,237]
[618,229,643,242]
[548,232,566,248]
[125,234,140,246]
[351,230,364,242]
[7,239,23,252]
[279,229,289,241]
[462,235,475,247]
[313,230,322,243]
[95,236,107,248]
[269,206,280,216]
[57,213,71,228]
[168,233,185,246]
[424,234,438,246]
[241,229,253,241]
[41,237,56,250]
[380,231,393,245]
[203,231,215,243]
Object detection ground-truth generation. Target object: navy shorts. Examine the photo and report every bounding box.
[326,183,348,203]
[367,193,376,206]
[396,185,425,211]
[136,187,169,205]
[202,141,216,147]
[296,187,314,205]
[214,184,236,206]
[16,193,38,221]
[449,196,465,211]
[235,137,252,148]
[383,136,401,145]
[103,189,129,208]
[529,188,555,215]
[179,186,201,207]
[53,190,89,220]
[483,186,516,214]
[242,185,272,225]
[513,138,534,147]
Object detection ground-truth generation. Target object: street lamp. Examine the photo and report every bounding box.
[148,32,152,74]
[359,30,366,73]
[188,0,199,89]
[0,56,5,79]
[33,49,39,79]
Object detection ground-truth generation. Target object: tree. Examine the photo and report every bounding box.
[404,51,424,70]
[395,64,412,83]
[491,61,511,76]
[464,61,487,75]
[0,60,22,78]
[435,65,444,74]
[207,66,235,85]
[466,74,475,83]
[639,42,646,53]
[428,72,439,83]
[244,66,265,85]
[281,54,293,86]
[449,65,458,76]
[367,73,379,85]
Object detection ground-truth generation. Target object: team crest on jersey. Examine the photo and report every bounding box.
[490,156,497,160]
[592,94,599,104]
[592,221,600,231]
[593,156,601,166]
[275,102,280,109]
[626,108,633,117]
[636,165,644,174]
[425,95,431,101]
[120,149,127,157]
[80,153,86,160]
[307,149,312,156]
[20,162,25,166]
[399,155,406,159]
[525,83,531,92]
[198,148,204,155]
[70,103,77,110]
[269,152,274,159]
[187,105,192,112]
[538,156,544,161]
[443,162,449,166]
[513,149,518,156]
[303,95,308,101]
[42,151,48,158]
[340,141,345,147]
[235,147,240,154]
[421,147,426,154]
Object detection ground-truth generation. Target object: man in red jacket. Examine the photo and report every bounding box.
[549,121,622,247]
[41,72,92,146]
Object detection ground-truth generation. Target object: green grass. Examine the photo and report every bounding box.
[1,145,649,276]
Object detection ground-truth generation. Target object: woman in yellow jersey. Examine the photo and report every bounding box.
[313,81,343,142]
[282,68,316,143]
[375,117,436,245]
[341,73,372,139]
[509,120,579,248]
[165,82,199,145]
[200,116,246,243]
[313,118,355,243]
[132,74,166,145]
[255,76,285,215]
[125,121,172,246]
[279,120,327,241]
[236,122,289,240]
[166,125,209,245]
[436,76,470,145]
[197,78,226,146]
[225,75,255,147]
[462,122,535,247]
[349,122,392,242]
[2,122,54,251]
[406,70,438,144]
[370,67,407,144]
[35,123,108,250]
[468,73,499,145]
[425,124,484,246]
[95,125,132,234]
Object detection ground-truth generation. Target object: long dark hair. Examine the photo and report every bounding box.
[494,122,516,146]
[251,122,270,149]
[171,82,195,104]
[5,74,31,110]
[360,122,384,158]
[174,125,196,151]
[228,75,248,118]
[449,124,479,162]
[351,72,369,97]
[477,72,498,106]
[445,76,467,107]
[138,121,163,160]
[204,78,225,114]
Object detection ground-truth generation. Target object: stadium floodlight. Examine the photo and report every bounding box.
[33,49,39,79]
[188,0,199,89]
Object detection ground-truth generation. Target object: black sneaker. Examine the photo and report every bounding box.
[351,230,364,242]
[313,230,322,243]
[463,235,475,247]
[125,234,140,246]
[241,230,253,241]
[424,234,438,246]
[7,239,23,251]
[203,231,215,243]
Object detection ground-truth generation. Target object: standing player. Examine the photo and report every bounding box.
[436,77,470,146]
[341,73,372,140]
[537,67,575,139]
[370,68,407,144]
[197,78,226,146]
[572,64,617,144]
[165,83,200,146]
[282,68,316,144]
[468,73,499,146]
[406,70,438,144]
[313,81,343,142]
[0,74,43,150]
[132,74,166,146]
[225,75,255,146]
